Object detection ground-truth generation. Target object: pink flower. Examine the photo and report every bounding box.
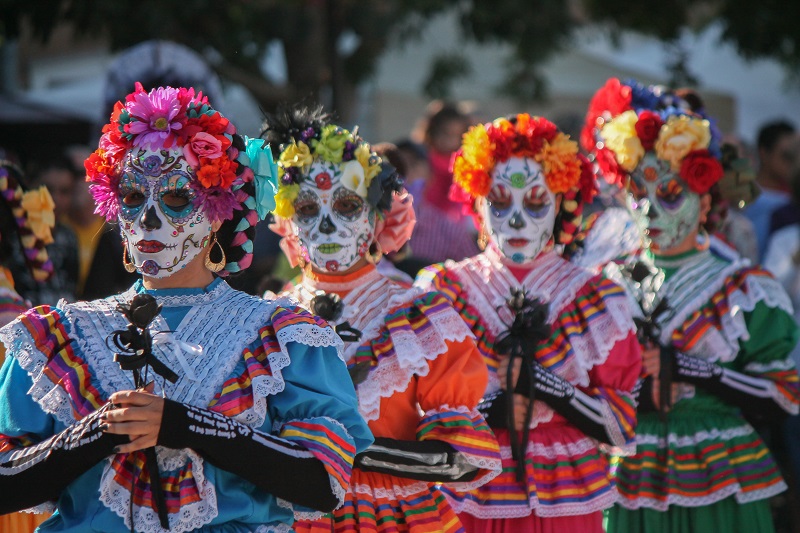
[183,132,230,168]
[89,174,120,221]
[125,85,186,150]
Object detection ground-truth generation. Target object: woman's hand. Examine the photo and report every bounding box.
[103,387,165,453]
[512,393,540,432]
[497,357,522,391]
[642,345,660,377]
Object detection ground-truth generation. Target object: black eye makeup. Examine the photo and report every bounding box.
[656,179,686,212]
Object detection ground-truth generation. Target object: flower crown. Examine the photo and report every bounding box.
[272,124,383,218]
[452,114,590,201]
[85,82,277,224]
[582,78,724,194]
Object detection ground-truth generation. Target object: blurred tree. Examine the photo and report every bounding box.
[2,0,799,110]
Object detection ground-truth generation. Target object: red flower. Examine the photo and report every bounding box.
[325,260,340,272]
[634,111,664,151]
[594,147,627,188]
[581,78,633,151]
[577,153,598,203]
[196,156,237,189]
[184,112,231,138]
[680,149,724,194]
[315,172,332,190]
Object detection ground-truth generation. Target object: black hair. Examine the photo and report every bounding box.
[757,120,796,152]
[260,103,330,160]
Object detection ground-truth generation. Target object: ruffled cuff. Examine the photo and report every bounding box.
[416,404,501,491]
[279,416,357,516]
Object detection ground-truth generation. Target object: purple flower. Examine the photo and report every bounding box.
[300,127,316,143]
[192,184,241,223]
[126,86,186,150]
[281,166,299,185]
[142,155,163,176]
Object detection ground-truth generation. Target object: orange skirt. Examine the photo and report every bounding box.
[0,512,48,533]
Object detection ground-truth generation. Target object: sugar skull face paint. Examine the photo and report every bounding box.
[118,147,213,278]
[628,152,701,251]
[292,160,375,273]
[481,156,557,264]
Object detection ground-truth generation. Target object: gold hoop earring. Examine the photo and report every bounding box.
[366,241,383,264]
[204,233,226,273]
[122,242,136,273]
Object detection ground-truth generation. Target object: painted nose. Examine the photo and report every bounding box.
[509,211,526,230]
[646,204,658,220]
[141,205,162,230]
[319,214,337,235]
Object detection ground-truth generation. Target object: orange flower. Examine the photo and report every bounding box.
[196,156,236,189]
[536,133,582,193]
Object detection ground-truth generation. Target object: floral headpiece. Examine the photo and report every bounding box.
[0,161,55,281]
[85,82,277,224]
[451,114,594,202]
[582,78,724,194]
[272,123,384,219]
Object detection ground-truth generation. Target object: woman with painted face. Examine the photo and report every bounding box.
[415,114,642,533]
[583,78,800,533]
[0,84,372,532]
[265,105,502,533]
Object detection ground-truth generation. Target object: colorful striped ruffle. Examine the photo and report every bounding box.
[280,416,357,506]
[19,306,105,417]
[443,425,615,518]
[417,405,502,491]
[294,470,465,533]
[614,410,787,510]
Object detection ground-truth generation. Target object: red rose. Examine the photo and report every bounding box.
[582,78,633,151]
[634,111,664,151]
[325,260,340,272]
[315,172,332,190]
[679,149,724,194]
[594,147,627,188]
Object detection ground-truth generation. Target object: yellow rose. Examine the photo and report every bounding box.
[279,141,313,169]
[354,144,381,186]
[273,183,300,219]
[21,186,55,244]
[600,110,644,172]
[341,160,369,198]
[655,115,711,171]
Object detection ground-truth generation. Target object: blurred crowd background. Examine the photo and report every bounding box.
[2,1,800,530]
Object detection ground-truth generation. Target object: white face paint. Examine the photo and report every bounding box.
[117,148,213,278]
[292,161,375,273]
[628,152,701,251]
[481,156,557,264]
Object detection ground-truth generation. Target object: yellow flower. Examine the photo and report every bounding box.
[655,115,711,170]
[341,160,369,198]
[21,186,56,244]
[600,110,645,172]
[273,183,300,219]
[279,141,313,169]
[312,125,348,163]
[535,133,582,193]
[354,144,381,187]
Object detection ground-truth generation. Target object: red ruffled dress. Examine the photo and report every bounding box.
[417,247,641,533]
[287,264,503,532]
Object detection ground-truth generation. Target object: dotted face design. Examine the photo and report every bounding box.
[291,160,376,273]
[481,156,557,264]
[118,148,213,278]
[628,152,701,251]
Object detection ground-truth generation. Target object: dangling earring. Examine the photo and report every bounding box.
[366,241,383,264]
[122,242,136,273]
[477,228,489,251]
[204,232,226,273]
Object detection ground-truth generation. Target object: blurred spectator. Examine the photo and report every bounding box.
[744,120,797,259]
[8,155,79,305]
[403,102,480,265]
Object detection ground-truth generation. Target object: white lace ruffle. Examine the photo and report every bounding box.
[572,207,642,272]
[448,486,617,519]
[0,317,75,427]
[635,422,755,448]
[20,502,56,514]
[351,480,431,498]
[617,480,787,511]
[99,449,219,533]
[254,522,292,533]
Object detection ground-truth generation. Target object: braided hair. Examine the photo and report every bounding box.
[0,161,54,281]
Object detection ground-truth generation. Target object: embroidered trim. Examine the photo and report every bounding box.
[351,480,431,498]
[634,423,755,447]
[617,480,787,510]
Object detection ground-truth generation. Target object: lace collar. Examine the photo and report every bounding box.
[127,277,231,308]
